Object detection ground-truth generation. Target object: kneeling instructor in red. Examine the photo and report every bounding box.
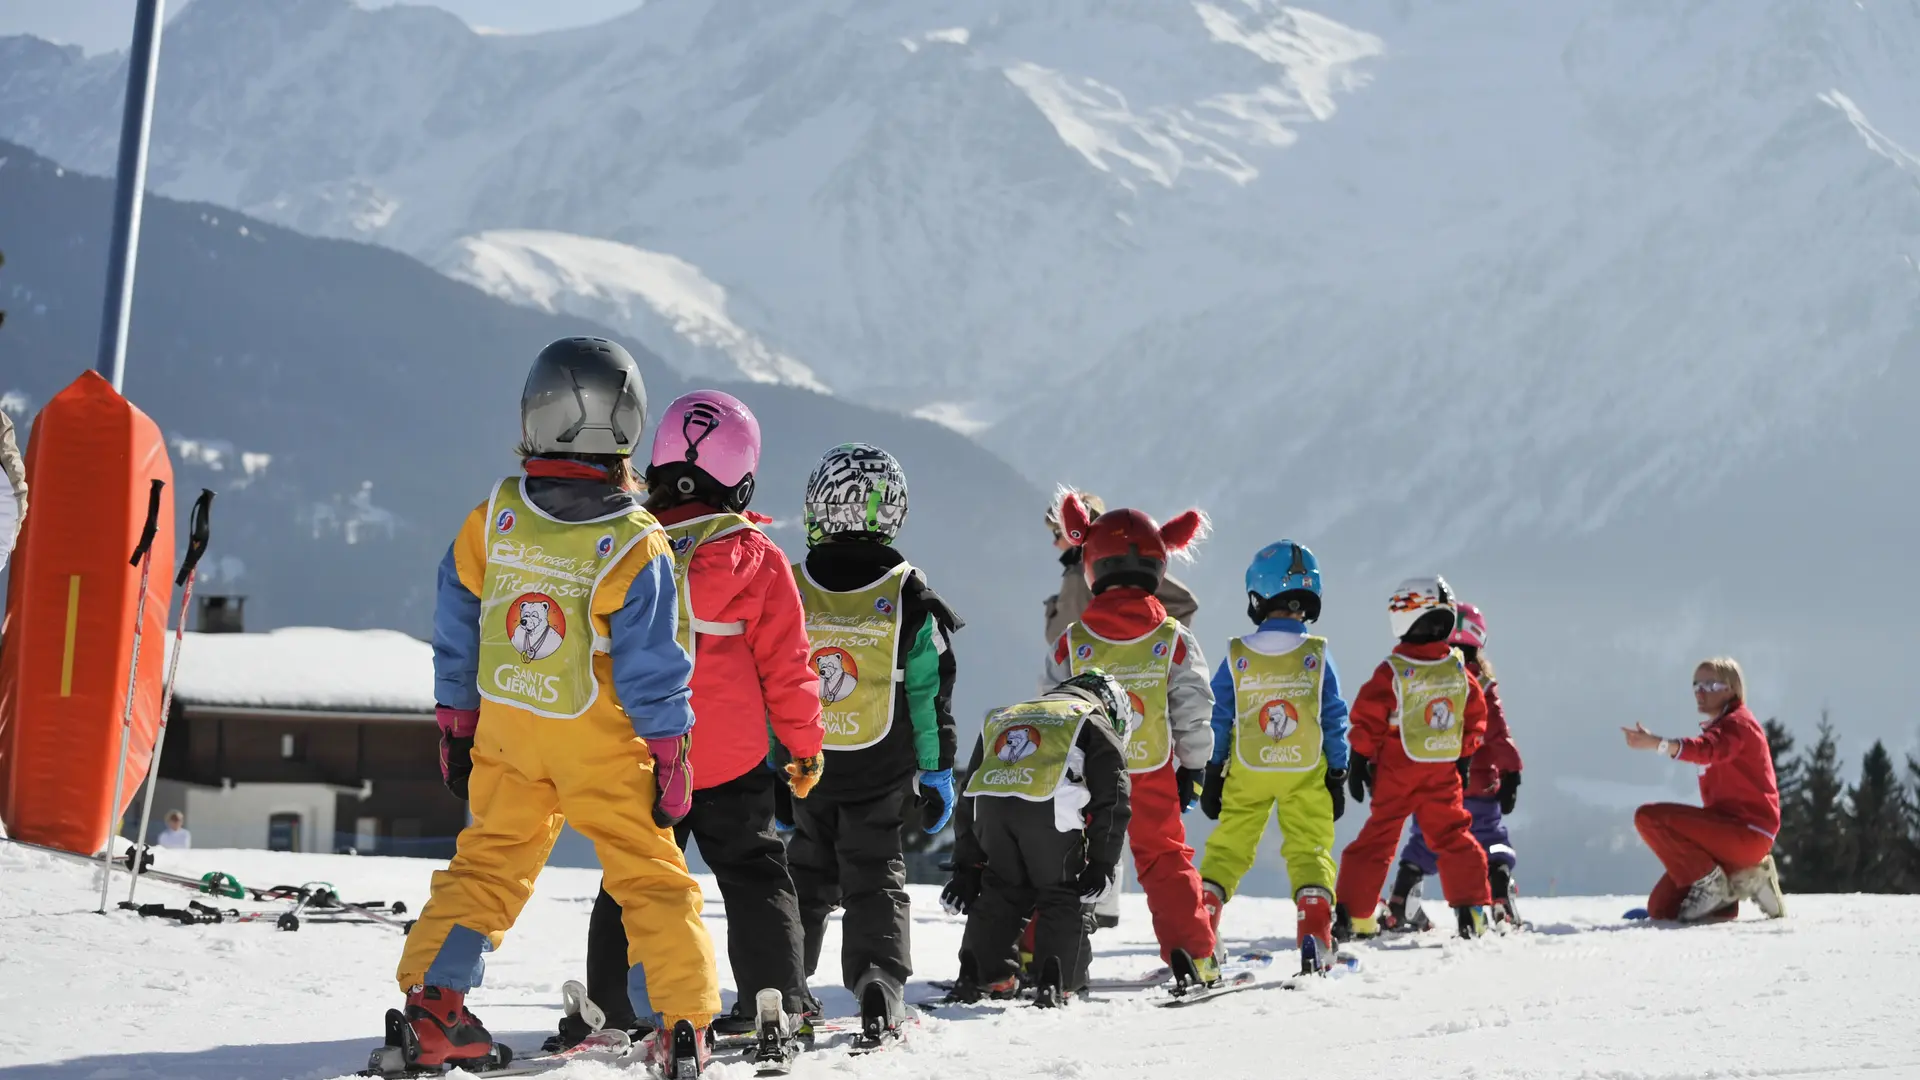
[1623,656,1786,923]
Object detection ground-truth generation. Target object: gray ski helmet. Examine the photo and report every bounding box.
[519,337,649,456]
[803,442,908,546]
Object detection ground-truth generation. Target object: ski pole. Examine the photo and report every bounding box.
[99,478,165,915]
[126,489,213,908]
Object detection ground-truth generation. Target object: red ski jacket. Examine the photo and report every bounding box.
[654,503,824,790]
[1466,664,1522,798]
[1674,704,1781,838]
[1347,641,1488,769]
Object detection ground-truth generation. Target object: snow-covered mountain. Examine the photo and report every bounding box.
[4,0,1919,884]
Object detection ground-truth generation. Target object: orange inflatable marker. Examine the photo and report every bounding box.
[0,370,174,855]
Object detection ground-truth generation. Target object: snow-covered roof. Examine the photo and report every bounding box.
[165,628,435,715]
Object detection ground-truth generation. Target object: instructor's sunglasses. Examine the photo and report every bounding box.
[1692,681,1730,694]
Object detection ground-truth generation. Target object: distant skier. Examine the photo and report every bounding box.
[393,338,717,1077]
[547,390,826,1054]
[1046,493,1220,987]
[942,670,1134,1006]
[1195,540,1351,974]
[788,443,962,1040]
[1386,602,1524,929]
[1334,576,1494,940]
[1623,657,1785,922]
[0,406,25,574]
[1043,489,1197,643]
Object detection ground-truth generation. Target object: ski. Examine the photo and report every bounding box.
[1088,949,1275,991]
[360,1014,631,1078]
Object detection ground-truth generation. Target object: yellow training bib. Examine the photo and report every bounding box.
[477,479,659,719]
[660,512,755,673]
[1068,619,1180,774]
[1229,636,1325,773]
[795,562,910,751]
[1390,651,1471,763]
[963,698,1091,800]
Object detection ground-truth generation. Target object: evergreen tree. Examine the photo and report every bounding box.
[1845,741,1907,892]
[1782,716,1848,890]
[1904,754,1920,892]
[1764,718,1803,848]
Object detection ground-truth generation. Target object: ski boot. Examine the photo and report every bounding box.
[1294,886,1336,976]
[369,987,504,1075]
[1381,862,1425,933]
[748,988,802,1072]
[1031,956,1068,1009]
[854,967,906,1047]
[1168,948,1222,996]
[1678,866,1734,922]
[645,1019,708,1079]
[1489,865,1523,928]
[710,999,759,1037]
[1334,901,1378,942]
[1455,904,1491,939]
[1729,854,1786,919]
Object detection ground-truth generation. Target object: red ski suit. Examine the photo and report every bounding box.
[1336,641,1492,912]
[1634,704,1779,919]
[1049,589,1216,963]
[652,503,824,790]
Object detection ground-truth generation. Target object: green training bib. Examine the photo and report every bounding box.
[1068,618,1180,774]
[477,479,658,719]
[963,697,1092,801]
[660,512,755,673]
[1229,636,1325,773]
[1390,651,1471,764]
[795,562,909,751]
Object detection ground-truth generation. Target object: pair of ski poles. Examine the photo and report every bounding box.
[97,479,214,914]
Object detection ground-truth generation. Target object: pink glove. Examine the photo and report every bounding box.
[436,706,479,800]
[646,735,694,827]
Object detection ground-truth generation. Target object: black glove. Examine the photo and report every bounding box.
[1325,768,1348,822]
[1498,771,1522,815]
[440,735,474,802]
[1075,860,1118,905]
[1200,762,1226,821]
[1176,766,1205,813]
[941,866,982,916]
[1348,755,1371,804]
[1456,757,1472,786]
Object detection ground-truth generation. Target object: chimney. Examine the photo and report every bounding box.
[197,595,246,634]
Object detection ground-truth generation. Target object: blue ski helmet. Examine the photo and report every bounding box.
[1246,540,1322,622]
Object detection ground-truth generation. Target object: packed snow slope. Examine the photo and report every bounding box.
[3,843,1917,1080]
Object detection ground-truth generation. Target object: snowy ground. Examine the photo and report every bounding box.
[1,844,1915,1080]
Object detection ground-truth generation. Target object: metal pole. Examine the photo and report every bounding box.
[94,0,167,395]
[99,479,166,915]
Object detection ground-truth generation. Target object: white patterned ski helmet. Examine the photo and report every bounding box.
[804,442,908,546]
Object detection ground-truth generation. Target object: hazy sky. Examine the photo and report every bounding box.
[0,0,643,54]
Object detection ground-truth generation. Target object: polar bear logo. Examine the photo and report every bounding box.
[814,649,858,704]
[510,598,564,662]
[1426,698,1456,732]
[995,726,1042,764]
[1261,700,1300,741]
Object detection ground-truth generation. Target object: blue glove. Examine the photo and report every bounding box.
[916,769,955,834]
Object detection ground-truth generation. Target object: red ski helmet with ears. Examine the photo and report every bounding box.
[1058,493,1208,595]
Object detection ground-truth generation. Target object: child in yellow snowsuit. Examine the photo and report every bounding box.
[1197,541,1351,975]
[389,338,719,1075]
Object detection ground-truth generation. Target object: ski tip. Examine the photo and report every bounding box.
[1623,907,1651,921]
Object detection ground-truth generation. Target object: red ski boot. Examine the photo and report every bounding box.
[1201,881,1227,943]
[1295,887,1336,975]
[402,986,498,1068]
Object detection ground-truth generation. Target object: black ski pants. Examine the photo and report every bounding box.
[587,765,809,1026]
[787,785,912,990]
[961,798,1089,992]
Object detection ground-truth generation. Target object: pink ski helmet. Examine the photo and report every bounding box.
[650,390,761,503]
[1450,602,1488,650]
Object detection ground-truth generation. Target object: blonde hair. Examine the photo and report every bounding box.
[1046,487,1105,532]
[1694,656,1745,703]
